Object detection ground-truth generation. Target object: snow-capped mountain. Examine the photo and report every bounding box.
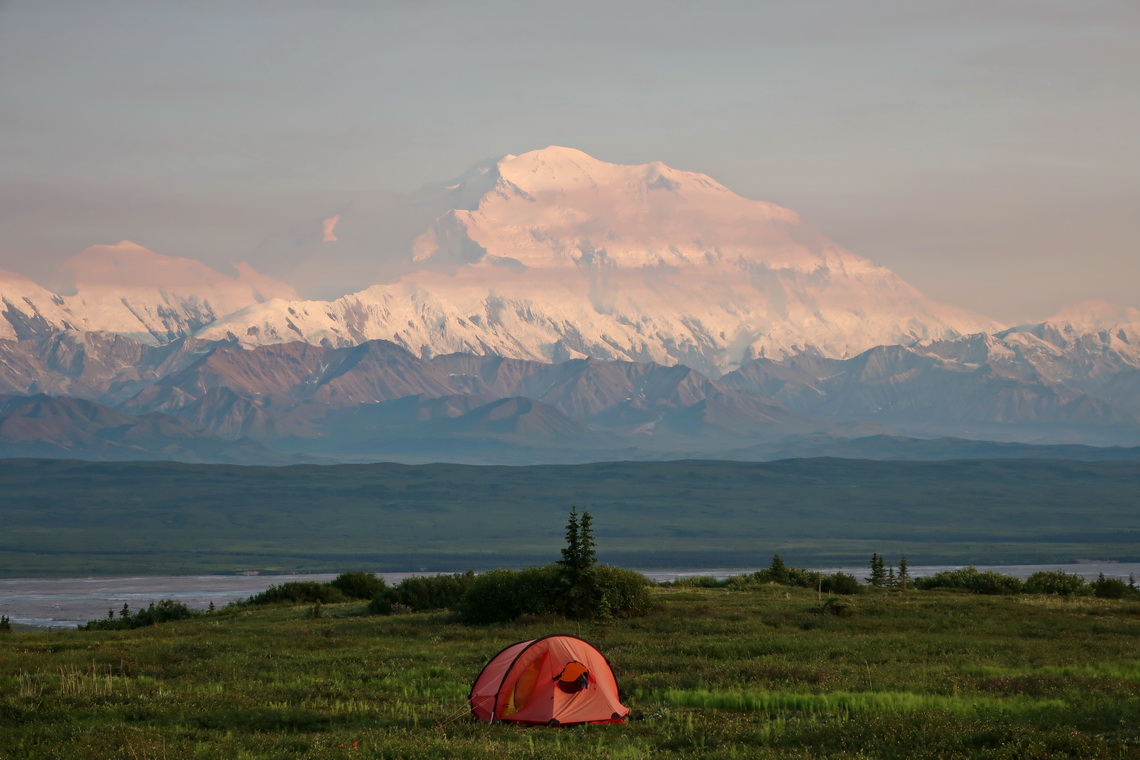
[194,147,1000,374]
[2,148,998,372]
[3,147,1139,462]
[0,241,296,344]
[722,301,1140,443]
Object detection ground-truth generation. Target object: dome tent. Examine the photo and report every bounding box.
[469,635,629,725]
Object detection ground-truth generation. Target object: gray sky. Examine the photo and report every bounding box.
[1,0,1137,324]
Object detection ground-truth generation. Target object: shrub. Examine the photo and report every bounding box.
[753,566,817,587]
[456,563,651,625]
[815,597,852,616]
[368,595,393,615]
[1024,570,1087,597]
[80,599,200,630]
[752,557,843,592]
[820,572,861,595]
[665,575,730,588]
[593,565,653,617]
[1092,573,1129,599]
[455,566,559,624]
[391,571,476,611]
[330,571,388,600]
[245,582,348,606]
[914,567,1023,595]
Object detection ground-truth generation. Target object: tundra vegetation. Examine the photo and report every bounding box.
[4,551,1140,758]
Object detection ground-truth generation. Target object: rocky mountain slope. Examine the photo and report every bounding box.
[1,310,1139,463]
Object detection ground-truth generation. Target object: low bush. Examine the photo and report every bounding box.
[593,564,653,617]
[330,571,388,600]
[820,572,861,595]
[391,571,476,611]
[453,563,652,624]
[753,554,822,588]
[245,581,348,606]
[815,597,853,616]
[455,566,560,624]
[1024,570,1087,596]
[1092,573,1130,599]
[752,556,862,596]
[80,599,201,630]
[914,567,1024,595]
[369,572,479,614]
[665,575,731,588]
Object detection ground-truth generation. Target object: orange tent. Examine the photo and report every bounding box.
[469,635,629,725]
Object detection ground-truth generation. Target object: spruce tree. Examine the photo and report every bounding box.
[557,506,601,619]
[897,555,911,590]
[560,507,581,571]
[867,553,887,587]
[769,553,788,584]
[578,510,597,570]
[0,615,10,633]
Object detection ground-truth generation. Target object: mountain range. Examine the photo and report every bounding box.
[2,147,1138,463]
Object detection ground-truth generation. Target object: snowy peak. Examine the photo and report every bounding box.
[1042,300,1140,333]
[5,147,1005,371]
[423,146,814,272]
[0,242,296,344]
[493,146,723,198]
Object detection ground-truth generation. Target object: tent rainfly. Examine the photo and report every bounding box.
[469,635,629,725]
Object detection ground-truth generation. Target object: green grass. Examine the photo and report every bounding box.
[2,457,1140,575]
[3,586,1140,758]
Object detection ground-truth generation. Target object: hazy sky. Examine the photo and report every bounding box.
[1,1,1136,324]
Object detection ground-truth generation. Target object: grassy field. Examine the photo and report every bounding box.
[2,457,1140,576]
[3,585,1140,758]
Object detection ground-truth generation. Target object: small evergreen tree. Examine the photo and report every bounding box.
[578,510,597,569]
[867,553,887,587]
[887,566,896,588]
[119,603,131,620]
[768,553,788,584]
[556,506,604,620]
[897,556,911,590]
[0,615,10,633]
[560,507,581,570]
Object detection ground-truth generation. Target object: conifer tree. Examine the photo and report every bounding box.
[578,509,597,570]
[0,615,10,633]
[897,555,911,590]
[560,507,581,571]
[558,506,601,619]
[867,553,887,587]
[769,553,788,584]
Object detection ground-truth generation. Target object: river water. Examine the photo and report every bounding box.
[3,563,1139,629]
